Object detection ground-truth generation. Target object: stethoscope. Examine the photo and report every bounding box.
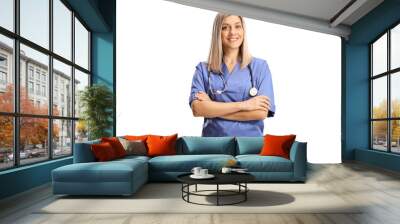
[208,64,258,97]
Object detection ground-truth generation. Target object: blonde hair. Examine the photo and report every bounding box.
[207,13,252,74]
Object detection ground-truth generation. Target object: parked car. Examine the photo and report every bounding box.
[8,150,32,160]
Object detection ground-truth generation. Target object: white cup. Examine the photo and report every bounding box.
[221,167,232,174]
[200,169,208,176]
[191,167,202,176]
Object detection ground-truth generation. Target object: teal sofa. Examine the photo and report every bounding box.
[52,136,307,196]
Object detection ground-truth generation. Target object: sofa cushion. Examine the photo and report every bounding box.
[115,155,150,163]
[235,137,264,155]
[148,154,235,172]
[53,159,147,183]
[236,155,293,172]
[179,136,235,155]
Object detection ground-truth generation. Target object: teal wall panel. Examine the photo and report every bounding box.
[91,32,114,135]
[355,148,400,172]
[92,32,114,90]
[0,158,72,199]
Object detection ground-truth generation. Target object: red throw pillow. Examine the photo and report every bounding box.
[91,142,117,161]
[146,134,178,157]
[101,137,127,158]
[259,134,296,159]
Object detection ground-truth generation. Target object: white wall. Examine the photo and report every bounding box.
[116,0,341,163]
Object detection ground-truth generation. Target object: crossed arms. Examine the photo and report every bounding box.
[190,91,272,121]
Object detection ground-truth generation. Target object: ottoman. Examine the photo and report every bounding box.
[52,158,148,196]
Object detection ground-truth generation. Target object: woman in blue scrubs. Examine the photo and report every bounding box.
[189,13,275,137]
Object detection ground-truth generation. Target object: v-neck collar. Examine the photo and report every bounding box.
[222,61,239,76]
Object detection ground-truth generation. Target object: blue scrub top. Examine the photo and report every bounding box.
[189,57,276,137]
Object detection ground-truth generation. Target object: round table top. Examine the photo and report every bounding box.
[177,172,255,185]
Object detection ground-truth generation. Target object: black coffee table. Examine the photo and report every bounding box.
[177,172,255,206]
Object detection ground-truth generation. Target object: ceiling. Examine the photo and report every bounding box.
[165,0,384,39]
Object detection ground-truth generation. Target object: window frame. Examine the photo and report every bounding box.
[0,0,92,171]
[370,20,400,154]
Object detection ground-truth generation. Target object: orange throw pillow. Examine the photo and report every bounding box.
[259,134,296,159]
[124,135,149,141]
[146,134,178,157]
[91,142,117,161]
[101,137,127,158]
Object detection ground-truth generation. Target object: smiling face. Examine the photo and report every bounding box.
[221,15,244,51]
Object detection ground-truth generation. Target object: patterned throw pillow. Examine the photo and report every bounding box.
[118,137,147,156]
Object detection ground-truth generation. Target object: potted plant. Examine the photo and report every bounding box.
[79,84,114,140]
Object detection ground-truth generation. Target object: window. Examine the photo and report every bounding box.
[0,116,13,170]
[53,59,71,117]
[0,55,7,67]
[0,0,91,170]
[53,0,72,60]
[53,89,58,100]
[0,35,13,113]
[0,71,6,85]
[42,85,46,97]
[19,117,49,165]
[75,18,89,69]
[41,73,46,83]
[0,0,13,32]
[20,0,49,49]
[371,23,400,154]
[36,83,40,95]
[53,119,72,158]
[391,24,400,70]
[35,70,40,81]
[28,81,34,94]
[74,69,89,118]
[0,54,7,88]
[29,67,34,80]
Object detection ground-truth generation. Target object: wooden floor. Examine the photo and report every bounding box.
[1,162,400,224]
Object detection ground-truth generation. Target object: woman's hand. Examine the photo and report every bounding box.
[195,91,212,101]
[241,95,271,111]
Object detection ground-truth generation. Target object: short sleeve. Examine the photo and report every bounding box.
[189,62,207,107]
[257,60,276,117]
